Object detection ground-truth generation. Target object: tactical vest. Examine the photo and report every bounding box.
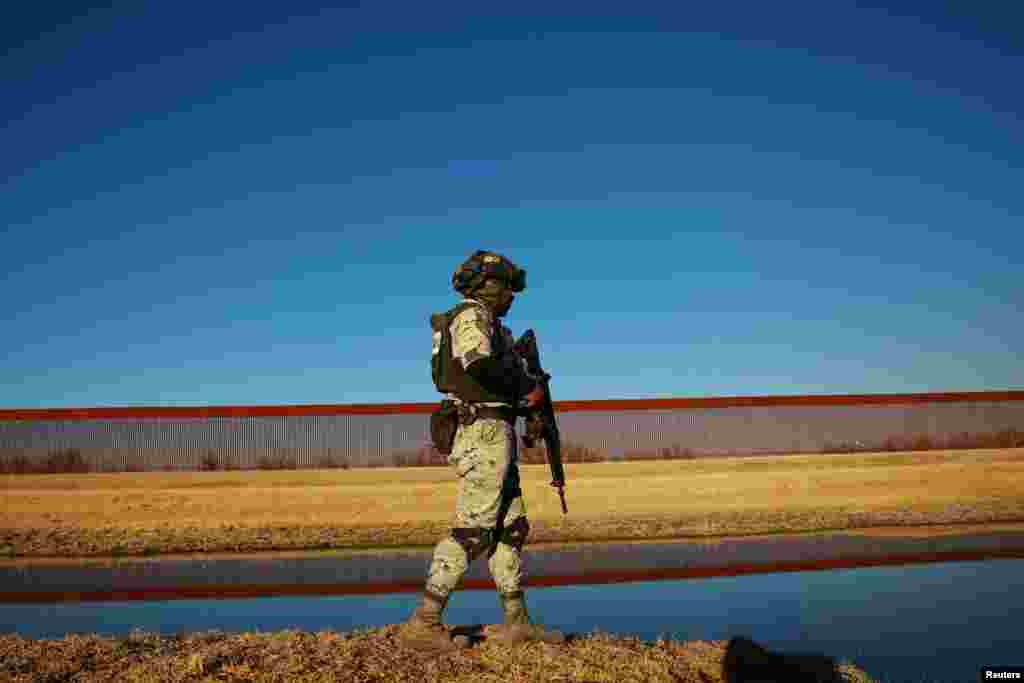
[431,301,513,404]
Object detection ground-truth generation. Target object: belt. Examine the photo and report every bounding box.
[446,400,518,425]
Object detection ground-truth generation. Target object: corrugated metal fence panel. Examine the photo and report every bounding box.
[1,398,1022,471]
[554,401,1024,459]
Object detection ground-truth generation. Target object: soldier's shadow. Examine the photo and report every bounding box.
[716,636,845,683]
[448,624,585,646]
[447,627,843,682]
[449,623,486,645]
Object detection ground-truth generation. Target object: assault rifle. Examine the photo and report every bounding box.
[512,329,567,514]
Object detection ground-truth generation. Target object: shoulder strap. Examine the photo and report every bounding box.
[432,301,480,332]
[430,301,483,395]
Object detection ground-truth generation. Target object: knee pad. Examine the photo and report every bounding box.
[497,517,530,553]
[450,527,493,559]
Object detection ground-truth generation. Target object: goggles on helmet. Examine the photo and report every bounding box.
[471,253,526,292]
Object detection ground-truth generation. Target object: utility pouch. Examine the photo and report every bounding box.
[430,400,461,455]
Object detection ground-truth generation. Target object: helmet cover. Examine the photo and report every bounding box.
[452,250,526,295]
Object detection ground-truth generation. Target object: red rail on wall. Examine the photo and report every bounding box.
[1,390,1022,421]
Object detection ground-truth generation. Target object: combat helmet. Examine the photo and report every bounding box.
[452,250,526,295]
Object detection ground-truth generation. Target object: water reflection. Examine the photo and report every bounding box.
[2,558,1021,683]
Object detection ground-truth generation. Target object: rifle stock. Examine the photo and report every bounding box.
[512,329,568,514]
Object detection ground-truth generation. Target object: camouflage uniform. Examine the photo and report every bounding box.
[400,251,564,651]
[425,299,531,600]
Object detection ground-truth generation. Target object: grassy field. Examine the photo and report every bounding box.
[0,627,880,682]
[2,448,1022,558]
[6,451,1011,682]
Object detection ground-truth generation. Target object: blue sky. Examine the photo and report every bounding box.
[2,2,1021,408]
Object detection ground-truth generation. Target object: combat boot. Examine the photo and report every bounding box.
[490,591,565,645]
[398,592,469,653]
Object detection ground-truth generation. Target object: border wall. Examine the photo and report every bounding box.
[1,391,1023,473]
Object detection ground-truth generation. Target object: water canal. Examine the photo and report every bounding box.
[2,527,1023,683]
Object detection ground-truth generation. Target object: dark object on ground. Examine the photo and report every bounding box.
[723,636,842,683]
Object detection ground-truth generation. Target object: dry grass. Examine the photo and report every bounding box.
[2,448,1023,558]
[0,626,879,682]
[0,453,1001,682]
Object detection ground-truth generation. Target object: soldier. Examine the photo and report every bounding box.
[399,250,566,652]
